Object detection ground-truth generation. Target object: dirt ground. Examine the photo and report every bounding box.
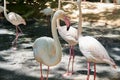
[0,2,120,80]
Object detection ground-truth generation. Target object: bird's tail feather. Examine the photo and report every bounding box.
[103,58,117,69]
[112,64,117,69]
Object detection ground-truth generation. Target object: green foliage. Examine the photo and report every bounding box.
[5,0,58,19]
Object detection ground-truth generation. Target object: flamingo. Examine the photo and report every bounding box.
[40,3,53,27]
[57,0,78,76]
[77,0,116,80]
[4,0,26,49]
[33,10,70,80]
[40,6,53,17]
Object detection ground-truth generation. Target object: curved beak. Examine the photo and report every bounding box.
[64,16,70,31]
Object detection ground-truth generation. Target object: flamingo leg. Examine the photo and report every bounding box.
[71,46,75,73]
[40,63,44,80]
[48,16,51,27]
[46,66,49,80]
[17,26,23,34]
[67,59,70,74]
[63,46,74,76]
[67,46,72,74]
[12,26,23,48]
[63,46,72,76]
[87,62,90,80]
[12,26,19,48]
[46,16,50,27]
[94,63,96,80]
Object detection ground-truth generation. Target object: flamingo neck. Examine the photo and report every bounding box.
[78,0,82,37]
[4,0,9,21]
[58,0,61,10]
[57,19,60,28]
[51,15,62,65]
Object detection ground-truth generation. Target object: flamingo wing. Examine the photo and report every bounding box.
[58,26,78,45]
[33,37,56,65]
[8,12,26,26]
[79,36,115,64]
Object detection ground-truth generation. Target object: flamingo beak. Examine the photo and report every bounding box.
[64,16,70,31]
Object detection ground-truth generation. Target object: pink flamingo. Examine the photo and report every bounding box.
[57,0,78,76]
[4,0,26,48]
[77,0,116,80]
[33,10,70,80]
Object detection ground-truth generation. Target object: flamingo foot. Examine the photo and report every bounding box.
[11,26,20,49]
[63,71,73,77]
[12,38,18,50]
[40,75,44,80]
[11,47,17,51]
[11,40,18,50]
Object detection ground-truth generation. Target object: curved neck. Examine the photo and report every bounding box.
[51,14,62,65]
[4,0,9,21]
[78,0,82,37]
[57,0,60,28]
[58,0,61,10]
[57,19,60,28]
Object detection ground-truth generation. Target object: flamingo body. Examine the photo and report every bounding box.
[58,26,78,46]
[40,7,53,16]
[33,36,61,66]
[7,12,26,26]
[78,36,116,66]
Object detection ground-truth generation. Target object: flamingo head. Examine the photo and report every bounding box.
[54,10,71,31]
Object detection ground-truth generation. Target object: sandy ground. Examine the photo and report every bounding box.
[0,21,120,80]
[0,2,120,80]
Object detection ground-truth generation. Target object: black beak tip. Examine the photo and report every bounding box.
[67,26,70,31]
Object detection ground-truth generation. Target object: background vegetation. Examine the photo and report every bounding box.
[0,0,115,19]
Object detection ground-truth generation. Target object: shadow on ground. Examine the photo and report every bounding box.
[0,68,39,80]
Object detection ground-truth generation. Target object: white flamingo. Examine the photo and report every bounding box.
[40,4,53,27]
[77,0,116,80]
[40,7,53,17]
[4,0,26,48]
[33,10,70,80]
[57,0,78,76]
